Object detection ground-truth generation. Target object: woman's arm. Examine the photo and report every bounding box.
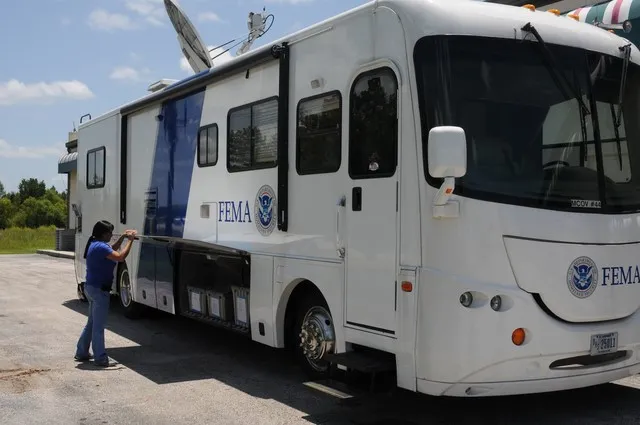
[107,231,137,263]
[111,234,126,251]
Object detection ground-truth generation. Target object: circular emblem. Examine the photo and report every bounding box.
[254,184,277,236]
[567,256,598,299]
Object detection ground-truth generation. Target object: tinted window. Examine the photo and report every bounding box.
[198,124,218,167]
[296,92,342,175]
[87,147,105,189]
[228,98,278,172]
[349,68,398,179]
[414,35,640,213]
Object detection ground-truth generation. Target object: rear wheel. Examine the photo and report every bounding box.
[77,282,87,302]
[292,292,336,380]
[117,263,144,319]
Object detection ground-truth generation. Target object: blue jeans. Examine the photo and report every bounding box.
[75,284,110,364]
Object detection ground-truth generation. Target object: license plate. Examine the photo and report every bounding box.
[590,332,618,356]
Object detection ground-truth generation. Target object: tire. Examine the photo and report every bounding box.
[77,282,88,302]
[116,263,144,319]
[292,292,336,380]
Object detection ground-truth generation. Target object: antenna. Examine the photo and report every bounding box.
[206,10,274,59]
[236,9,273,56]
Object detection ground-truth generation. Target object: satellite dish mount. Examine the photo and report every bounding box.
[164,0,275,74]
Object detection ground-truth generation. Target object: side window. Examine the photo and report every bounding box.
[348,68,398,179]
[227,97,278,172]
[198,124,218,167]
[296,91,342,175]
[86,147,105,189]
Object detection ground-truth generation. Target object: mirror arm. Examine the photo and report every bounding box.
[432,176,460,219]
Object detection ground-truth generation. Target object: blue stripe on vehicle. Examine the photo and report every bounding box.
[137,88,206,295]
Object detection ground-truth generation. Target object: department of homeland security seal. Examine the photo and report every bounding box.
[567,256,598,299]
[254,184,277,236]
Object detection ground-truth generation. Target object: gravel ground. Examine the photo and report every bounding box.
[2,254,640,425]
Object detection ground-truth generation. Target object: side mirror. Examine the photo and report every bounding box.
[428,126,467,178]
[427,126,467,219]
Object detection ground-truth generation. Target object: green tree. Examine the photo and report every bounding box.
[10,197,65,229]
[0,180,5,198]
[18,178,46,203]
[0,198,12,229]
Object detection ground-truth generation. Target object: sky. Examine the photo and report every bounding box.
[0,0,365,193]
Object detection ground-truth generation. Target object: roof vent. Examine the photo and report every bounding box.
[148,79,178,93]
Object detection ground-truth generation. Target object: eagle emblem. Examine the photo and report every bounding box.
[567,256,598,299]
[254,185,277,236]
[572,264,594,291]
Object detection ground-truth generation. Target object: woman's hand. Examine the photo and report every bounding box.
[125,229,137,240]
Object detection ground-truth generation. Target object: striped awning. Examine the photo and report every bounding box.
[567,0,640,25]
[58,151,77,174]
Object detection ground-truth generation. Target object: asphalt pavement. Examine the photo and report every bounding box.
[2,254,640,425]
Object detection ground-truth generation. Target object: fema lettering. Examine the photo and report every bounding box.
[602,266,640,286]
[218,201,252,223]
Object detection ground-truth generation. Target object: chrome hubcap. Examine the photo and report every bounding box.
[299,306,335,371]
[120,270,132,308]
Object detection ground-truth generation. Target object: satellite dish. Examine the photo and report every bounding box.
[164,0,212,73]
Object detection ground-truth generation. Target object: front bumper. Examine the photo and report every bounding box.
[415,267,640,397]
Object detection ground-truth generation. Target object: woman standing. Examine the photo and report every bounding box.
[74,220,137,367]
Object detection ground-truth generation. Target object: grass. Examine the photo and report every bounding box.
[0,226,57,254]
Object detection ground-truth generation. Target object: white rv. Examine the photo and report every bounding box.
[72,0,640,397]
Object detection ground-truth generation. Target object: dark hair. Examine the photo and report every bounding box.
[83,220,115,259]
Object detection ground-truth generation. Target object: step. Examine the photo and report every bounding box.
[324,350,396,374]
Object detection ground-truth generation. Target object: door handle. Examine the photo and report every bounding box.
[336,195,346,259]
[352,187,362,211]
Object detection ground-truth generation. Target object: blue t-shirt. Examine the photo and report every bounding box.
[85,241,116,288]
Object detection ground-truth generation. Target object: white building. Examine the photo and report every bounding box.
[56,130,78,251]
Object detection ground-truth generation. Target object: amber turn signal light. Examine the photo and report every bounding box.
[512,328,526,346]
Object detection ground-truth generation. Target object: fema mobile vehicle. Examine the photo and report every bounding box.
[72,0,640,397]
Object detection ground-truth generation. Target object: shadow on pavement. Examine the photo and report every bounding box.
[62,298,640,425]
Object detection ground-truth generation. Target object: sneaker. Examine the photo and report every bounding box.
[74,354,93,362]
[94,358,110,367]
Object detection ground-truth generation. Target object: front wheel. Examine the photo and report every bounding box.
[292,293,336,380]
[117,263,144,319]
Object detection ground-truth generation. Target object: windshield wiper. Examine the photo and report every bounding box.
[615,43,632,128]
[521,23,591,116]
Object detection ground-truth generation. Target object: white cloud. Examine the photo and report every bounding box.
[88,9,136,31]
[0,80,94,106]
[109,66,151,82]
[125,0,167,26]
[50,174,68,192]
[180,46,234,74]
[0,139,64,159]
[198,12,221,22]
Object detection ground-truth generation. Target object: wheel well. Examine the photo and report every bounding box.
[283,280,327,351]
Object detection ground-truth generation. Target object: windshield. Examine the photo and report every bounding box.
[414,35,640,213]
